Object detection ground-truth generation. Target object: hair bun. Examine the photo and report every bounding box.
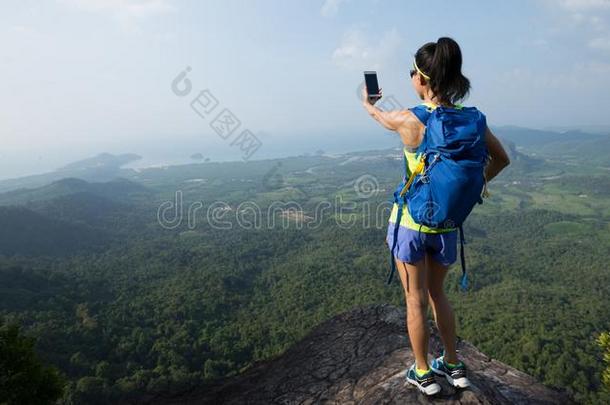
[414,37,470,104]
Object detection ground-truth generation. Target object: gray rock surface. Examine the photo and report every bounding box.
[149,304,573,404]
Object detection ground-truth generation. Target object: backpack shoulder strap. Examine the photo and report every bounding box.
[408,103,437,125]
[458,225,469,292]
[408,103,438,155]
[410,102,466,123]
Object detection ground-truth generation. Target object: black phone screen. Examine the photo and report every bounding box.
[364,71,380,96]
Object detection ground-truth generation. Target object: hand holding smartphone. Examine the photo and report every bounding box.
[364,71,381,104]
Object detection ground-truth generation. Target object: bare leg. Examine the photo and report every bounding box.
[426,253,459,364]
[395,257,430,371]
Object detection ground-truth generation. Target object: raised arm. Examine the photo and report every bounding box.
[361,87,423,148]
[484,126,510,182]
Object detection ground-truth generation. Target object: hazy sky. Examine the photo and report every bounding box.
[1,0,610,178]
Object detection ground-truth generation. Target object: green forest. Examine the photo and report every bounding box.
[0,133,609,404]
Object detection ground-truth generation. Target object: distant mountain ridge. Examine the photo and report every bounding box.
[0,178,151,256]
[541,124,610,135]
[0,153,141,193]
[57,153,140,172]
[0,205,108,256]
[1,127,609,193]
[0,177,150,206]
[491,125,608,148]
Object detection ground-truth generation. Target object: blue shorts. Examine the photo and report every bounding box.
[386,223,458,266]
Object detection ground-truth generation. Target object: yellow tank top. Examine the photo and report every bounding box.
[387,147,457,233]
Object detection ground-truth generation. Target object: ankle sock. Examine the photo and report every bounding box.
[444,358,461,368]
[415,366,430,377]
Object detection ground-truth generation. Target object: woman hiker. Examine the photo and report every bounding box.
[362,36,510,395]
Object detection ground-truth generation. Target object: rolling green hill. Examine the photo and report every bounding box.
[0,206,108,257]
[0,132,609,404]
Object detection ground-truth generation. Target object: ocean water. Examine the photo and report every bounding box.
[0,131,401,181]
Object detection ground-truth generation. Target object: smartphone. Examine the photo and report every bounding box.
[364,71,381,102]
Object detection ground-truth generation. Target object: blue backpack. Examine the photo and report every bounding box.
[387,102,489,291]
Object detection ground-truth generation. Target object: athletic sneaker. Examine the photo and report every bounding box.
[430,354,471,388]
[405,363,441,396]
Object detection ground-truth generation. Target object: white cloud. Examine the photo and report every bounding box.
[60,0,174,15]
[542,0,610,23]
[589,36,610,50]
[498,61,610,91]
[321,0,350,18]
[540,0,610,55]
[566,11,608,29]
[487,61,610,127]
[58,0,174,31]
[558,0,610,10]
[332,28,402,70]
[532,38,550,47]
[589,15,607,30]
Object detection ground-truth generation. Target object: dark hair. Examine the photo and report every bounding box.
[414,37,471,105]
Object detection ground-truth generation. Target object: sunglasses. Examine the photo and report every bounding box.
[409,69,416,78]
